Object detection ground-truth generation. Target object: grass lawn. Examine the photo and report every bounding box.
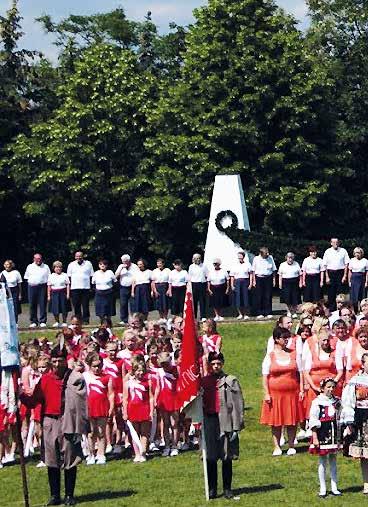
[0,323,365,506]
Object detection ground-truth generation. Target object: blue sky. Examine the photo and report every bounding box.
[0,0,308,61]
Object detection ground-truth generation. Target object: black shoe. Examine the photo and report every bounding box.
[64,497,76,506]
[209,489,217,500]
[224,489,234,500]
[318,493,327,499]
[45,497,61,506]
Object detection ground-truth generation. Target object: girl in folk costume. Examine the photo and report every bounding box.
[345,326,368,383]
[341,353,368,494]
[156,352,179,457]
[123,359,153,462]
[309,378,342,498]
[84,352,114,465]
[102,341,124,454]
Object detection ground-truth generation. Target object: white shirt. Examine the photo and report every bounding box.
[1,270,22,287]
[169,269,189,287]
[323,247,349,270]
[252,255,276,276]
[133,269,152,285]
[188,263,208,283]
[301,257,325,275]
[207,268,229,285]
[262,351,302,375]
[329,310,340,328]
[92,270,116,291]
[47,272,70,289]
[349,257,368,273]
[266,335,303,364]
[230,259,253,279]
[278,261,301,279]
[115,263,138,287]
[67,260,94,290]
[152,267,171,283]
[24,263,51,285]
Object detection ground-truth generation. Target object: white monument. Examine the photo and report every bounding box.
[204,175,250,270]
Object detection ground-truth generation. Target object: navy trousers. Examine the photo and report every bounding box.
[192,282,207,319]
[255,275,273,316]
[28,284,47,324]
[119,285,133,323]
[71,289,90,323]
[327,269,345,311]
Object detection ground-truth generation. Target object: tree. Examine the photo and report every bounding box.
[131,0,337,257]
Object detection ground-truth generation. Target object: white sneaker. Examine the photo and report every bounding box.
[52,322,60,328]
[217,316,224,321]
[162,447,170,457]
[266,315,273,319]
[256,315,264,320]
[294,438,298,445]
[170,448,179,457]
[243,315,250,320]
[61,323,68,328]
[331,489,341,496]
[133,455,141,463]
[272,448,282,456]
[29,323,37,328]
[305,429,312,438]
[292,313,298,319]
[177,441,183,450]
[236,315,243,320]
[213,316,219,321]
[296,429,306,440]
[159,438,165,448]
[105,444,113,454]
[86,455,95,465]
[0,463,3,469]
[287,448,296,456]
[280,435,286,446]
[40,323,47,328]
[149,442,159,452]
[139,456,147,462]
[95,455,106,465]
[201,318,207,322]
[3,453,15,463]
[36,461,46,468]
[119,321,127,326]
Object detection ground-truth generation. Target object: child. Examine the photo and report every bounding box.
[200,319,222,354]
[123,360,153,462]
[84,352,114,465]
[309,378,342,498]
[156,352,179,457]
[117,330,138,374]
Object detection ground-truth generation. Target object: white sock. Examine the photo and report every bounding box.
[329,454,339,493]
[318,456,327,495]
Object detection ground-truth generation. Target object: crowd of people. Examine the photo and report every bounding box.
[1,237,368,328]
[260,296,368,496]
[0,312,244,504]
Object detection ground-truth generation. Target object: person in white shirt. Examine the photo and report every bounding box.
[328,293,348,327]
[168,259,189,317]
[115,254,138,325]
[188,253,208,321]
[2,259,22,324]
[252,247,277,319]
[348,247,368,311]
[131,258,152,319]
[230,250,253,320]
[92,259,117,322]
[322,238,350,311]
[207,258,229,322]
[151,258,171,321]
[24,253,51,328]
[47,260,70,327]
[301,246,325,303]
[278,252,302,319]
[67,251,94,324]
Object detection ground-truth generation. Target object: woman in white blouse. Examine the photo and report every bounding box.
[2,259,22,324]
[278,253,302,319]
[131,258,152,319]
[47,260,70,327]
[92,259,117,322]
[207,258,229,322]
[301,246,324,303]
[348,247,368,312]
[168,259,188,317]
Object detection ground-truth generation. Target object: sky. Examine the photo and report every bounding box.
[0,0,308,61]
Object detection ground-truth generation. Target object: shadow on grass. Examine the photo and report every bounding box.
[233,483,283,495]
[341,486,363,494]
[78,489,136,503]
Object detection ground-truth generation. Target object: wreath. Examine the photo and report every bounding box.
[215,210,249,248]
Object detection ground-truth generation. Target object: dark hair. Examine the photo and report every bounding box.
[94,328,110,344]
[50,346,67,359]
[137,258,148,268]
[277,315,291,327]
[85,352,101,367]
[101,317,112,327]
[320,377,336,389]
[208,351,225,363]
[173,259,182,266]
[98,258,108,266]
[339,303,354,315]
[332,319,347,329]
[273,327,291,342]
[156,258,165,264]
[298,325,312,336]
[308,245,317,253]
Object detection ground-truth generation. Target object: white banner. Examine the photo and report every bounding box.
[0,284,20,368]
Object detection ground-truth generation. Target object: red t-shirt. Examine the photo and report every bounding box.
[39,371,63,416]
[201,375,220,415]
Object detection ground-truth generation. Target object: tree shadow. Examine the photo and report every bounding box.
[233,483,283,495]
[77,489,136,503]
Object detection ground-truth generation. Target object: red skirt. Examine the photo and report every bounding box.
[88,396,109,418]
[128,400,150,422]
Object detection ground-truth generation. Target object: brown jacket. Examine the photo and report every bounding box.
[218,374,245,434]
[61,370,88,436]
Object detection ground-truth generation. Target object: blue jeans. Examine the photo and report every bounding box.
[28,284,47,324]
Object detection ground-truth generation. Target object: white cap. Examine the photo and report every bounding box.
[121,254,131,262]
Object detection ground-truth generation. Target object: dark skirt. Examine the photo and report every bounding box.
[280,277,301,306]
[210,284,228,309]
[171,285,186,315]
[95,288,116,317]
[234,279,249,307]
[303,274,321,302]
[350,272,366,304]
[133,283,151,314]
[49,289,71,316]
[155,283,170,312]
[10,286,22,316]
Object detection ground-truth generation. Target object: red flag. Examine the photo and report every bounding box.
[177,292,201,410]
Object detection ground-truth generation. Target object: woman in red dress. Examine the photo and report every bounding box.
[260,328,304,456]
[123,359,153,462]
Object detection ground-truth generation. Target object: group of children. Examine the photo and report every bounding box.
[0,314,222,468]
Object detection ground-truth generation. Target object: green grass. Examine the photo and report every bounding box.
[1,323,365,506]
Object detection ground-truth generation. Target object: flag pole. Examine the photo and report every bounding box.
[199,398,210,501]
[13,370,30,507]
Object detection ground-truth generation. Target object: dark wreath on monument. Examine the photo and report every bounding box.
[215,210,250,250]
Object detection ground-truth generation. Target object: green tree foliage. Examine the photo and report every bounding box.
[132,0,337,258]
